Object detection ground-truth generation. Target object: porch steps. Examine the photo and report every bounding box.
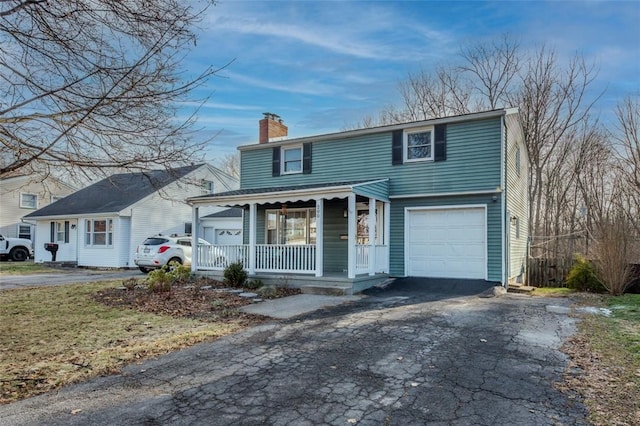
[507,283,536,294]
[300,285,352,296]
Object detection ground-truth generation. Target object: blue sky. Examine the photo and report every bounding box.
[183,0,640,161]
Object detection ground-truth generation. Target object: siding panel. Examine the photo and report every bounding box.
[240,118,503,197]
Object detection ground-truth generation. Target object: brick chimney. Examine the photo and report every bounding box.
[259,112,288,144]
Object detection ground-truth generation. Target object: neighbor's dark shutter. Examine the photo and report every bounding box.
[392,130,403,165]
[302,143,312,174]
[64,221,69,243]
[434,124,447,162]
[272,147,281,177]
[50,222,55,242]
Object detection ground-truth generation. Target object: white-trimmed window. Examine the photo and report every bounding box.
[281,146,302,174]
[201,180,214,195]
[404,127,434,162]
[266,208,316,245]
[18,224,32,240]
[20,193,38,209]
[515,146,521,177]
[85,218,113,246]
[55,221,66,242]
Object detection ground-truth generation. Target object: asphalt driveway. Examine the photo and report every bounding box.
[0,279,587,425]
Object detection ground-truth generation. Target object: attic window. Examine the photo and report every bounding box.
[20,193,37,209]
[201,180,214,194]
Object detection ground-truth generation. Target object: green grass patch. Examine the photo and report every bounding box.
[0,281,249,403]
[531,287,575,297]
[0,261,61,275]
[565,293,640,425]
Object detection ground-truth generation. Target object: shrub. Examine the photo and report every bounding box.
[223,262,247,288]
[566,255,606,293]
[168,262,192,284]
[146,268,172,293]
[244,279,263,290]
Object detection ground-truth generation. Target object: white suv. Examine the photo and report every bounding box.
[134,235,209,273]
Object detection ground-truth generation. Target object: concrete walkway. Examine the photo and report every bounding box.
[241,294,362,319]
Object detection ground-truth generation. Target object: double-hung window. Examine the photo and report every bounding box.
[404,127,434,162]
[85,218,113,246]
[18,224,32,240]
[20,193,38,209]
[55,221,66,242]
[282,146,302,174]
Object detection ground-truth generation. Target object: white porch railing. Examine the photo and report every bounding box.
[256,244,315,273]
[197,244,249,270]
[355,244,389,275]
[197,243,388,275]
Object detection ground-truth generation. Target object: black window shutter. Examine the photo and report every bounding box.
[392,130,403,165]
[64,221,69,243]
[434,124,447,162]
[302,143,312,174]
[272,147,281,177]
[50,222,55,242]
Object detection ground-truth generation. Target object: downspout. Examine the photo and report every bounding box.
[501,114,508,288]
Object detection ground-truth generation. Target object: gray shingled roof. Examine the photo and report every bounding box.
[189,180,371,201]
[24,164,203,218]
[202,208,243,219]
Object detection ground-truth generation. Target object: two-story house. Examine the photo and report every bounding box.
[188,110,529,293]
[0,173,76,243]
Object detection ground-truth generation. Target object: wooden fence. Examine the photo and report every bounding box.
[527,257,574,287]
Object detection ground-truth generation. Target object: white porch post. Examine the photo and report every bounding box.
[191,206,199,273]
[315,198,324,277]
[384,201,391,273]
[368,197,376,276]
[248,203,257,275]
[347,194,356,279]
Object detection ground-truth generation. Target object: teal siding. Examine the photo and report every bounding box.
[240,117,503,197]
[352,180,389,201]
[389,195,503,282]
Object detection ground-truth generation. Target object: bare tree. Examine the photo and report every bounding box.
[214,152,240,181]
[509,46,601,238]
[613,95,640,233]
[0,0,219,180]
[459,34,521,110]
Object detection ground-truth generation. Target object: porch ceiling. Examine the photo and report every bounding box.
[188,179,389,207]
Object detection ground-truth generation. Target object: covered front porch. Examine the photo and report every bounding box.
[188,180,390,288]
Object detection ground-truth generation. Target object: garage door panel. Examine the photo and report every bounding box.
[407,207,486,279]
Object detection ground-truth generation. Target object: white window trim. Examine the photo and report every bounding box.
[403,126,434,163]
[85,218,113,247]
[201,180,214,195]
[281,145,303,175]
[18,224,32,240]
[265,208,316,244]
[55,221,66,243]
[19,192,38,209]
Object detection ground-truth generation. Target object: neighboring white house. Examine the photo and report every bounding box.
[23,164,239,268]
[0,174,76,244]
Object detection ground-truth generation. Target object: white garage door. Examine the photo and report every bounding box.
[214,229,242,245]
[406,207,486,279]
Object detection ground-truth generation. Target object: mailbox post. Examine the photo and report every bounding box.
[44,243,59,262]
